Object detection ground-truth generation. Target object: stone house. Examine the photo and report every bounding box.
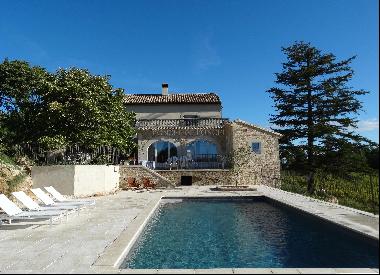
[123,83,281,187]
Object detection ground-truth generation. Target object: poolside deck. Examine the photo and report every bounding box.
[0,186,378,274]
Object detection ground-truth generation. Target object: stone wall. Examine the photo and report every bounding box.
[228,121,281,187]
[156,169,232,186]
[119,165,175,189]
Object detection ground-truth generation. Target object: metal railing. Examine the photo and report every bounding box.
[143,154,230,170]
[14,144,127,165]
[154,161,227,170]
[135,118,229,129]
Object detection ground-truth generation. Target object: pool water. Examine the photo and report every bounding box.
[121,198,379,269]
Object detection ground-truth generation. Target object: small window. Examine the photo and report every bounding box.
[251,142,261,154]
[183,115,199,119]
[183,115,199,126]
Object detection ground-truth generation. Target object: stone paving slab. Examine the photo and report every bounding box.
[257,185,379,240]
[0,190,159,273]
[1,186,379,274]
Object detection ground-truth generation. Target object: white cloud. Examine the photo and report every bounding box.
[356,118,379,132]
[194,33,221,71]
[265,118,379,133]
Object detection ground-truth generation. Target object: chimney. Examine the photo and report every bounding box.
[162,83,168,96]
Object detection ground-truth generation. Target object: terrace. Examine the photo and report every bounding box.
[0,186,378,273]
[144,154,229,170]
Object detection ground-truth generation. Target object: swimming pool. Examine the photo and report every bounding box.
[121,197,379,269]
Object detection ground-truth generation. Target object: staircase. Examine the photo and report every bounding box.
[119,165,175,189]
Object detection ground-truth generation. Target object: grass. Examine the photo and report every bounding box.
[280,170,379,214]
[0,152,16,166]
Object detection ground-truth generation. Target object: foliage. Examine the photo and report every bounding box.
[0,59,136,155]
[0,59,49,146]
[90,154,110,165]
[363,144,379,170]
[38,135,67,150]
[0,152,16,166]
[281,170,379,214]
[6,172,27,194]
[0,152,27,196]
[267,42,370,193]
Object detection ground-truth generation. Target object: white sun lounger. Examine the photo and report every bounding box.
[0,194,63,225]
[44,186,95,206]
[12,191,79,214]
[31,188,92,209]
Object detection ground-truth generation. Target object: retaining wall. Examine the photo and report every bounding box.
[31,165,120,196]
[119,165,175,189]
[156,169,232,186]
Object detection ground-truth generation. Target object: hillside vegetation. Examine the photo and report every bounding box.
[0,153,32,197]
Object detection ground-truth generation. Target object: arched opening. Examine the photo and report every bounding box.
[186,139,218,162]
[148,141,177,163]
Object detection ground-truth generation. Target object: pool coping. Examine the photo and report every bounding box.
[258,186,379,241]
[92,189,379,274]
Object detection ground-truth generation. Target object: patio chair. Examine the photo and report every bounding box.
[44,186,95,206]
[12,191,79,214]
[142,178,156,189]
[0,194,64,225]
[127,177,140,189]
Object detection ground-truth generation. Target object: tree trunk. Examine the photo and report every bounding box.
[307,171,315,194]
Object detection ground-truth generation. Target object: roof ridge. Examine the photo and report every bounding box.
[233,119,282,137]
[123,93,221,104]
[125,92,218,95]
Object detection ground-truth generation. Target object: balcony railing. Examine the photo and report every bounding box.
[135,118,229,129]
[141,154,230,170]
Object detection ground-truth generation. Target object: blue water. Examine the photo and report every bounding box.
[121,198,379,269]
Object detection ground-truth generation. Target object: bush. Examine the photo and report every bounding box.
[281,170,379,214]
[0,152,16,166]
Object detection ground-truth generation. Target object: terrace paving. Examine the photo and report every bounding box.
[0,186,378,274]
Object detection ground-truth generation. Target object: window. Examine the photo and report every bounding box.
[186,140,217,161]
[183,115,199,119]
[148,141,177,163]
[183,115,199,126]
[251,142,261,154]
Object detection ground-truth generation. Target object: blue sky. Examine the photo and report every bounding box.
[1,0,378,142]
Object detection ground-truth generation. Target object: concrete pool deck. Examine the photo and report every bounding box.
[0,185,378,274]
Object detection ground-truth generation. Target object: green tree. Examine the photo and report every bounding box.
[0,59,49,145]
[35,68,136,152]
[363,144,379,171]
[0,59,136,154]
[267,42,368,194]
[322,138,372,174]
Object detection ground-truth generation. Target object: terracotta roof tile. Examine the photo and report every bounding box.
[123,93,221,104]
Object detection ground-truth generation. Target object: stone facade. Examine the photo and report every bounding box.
[137,127,227,163]
[133,120,281,187]
[156,169,232,186]
[123,86,281,187]
[226,120,281,187]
